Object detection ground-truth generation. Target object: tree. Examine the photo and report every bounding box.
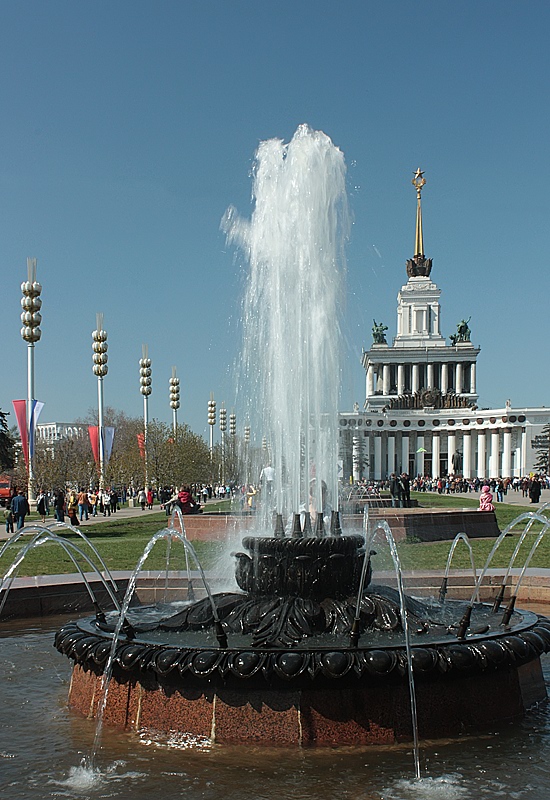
[533,425,550,473]
[0,409,15,472]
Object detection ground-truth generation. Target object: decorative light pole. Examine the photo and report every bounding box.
[92,314,108,490]
[20,257,42,502]
[139,345,152,491]
[169,368,180,439]
[244,424,251,487]
[207,393,216,461]
[219,404,227,486]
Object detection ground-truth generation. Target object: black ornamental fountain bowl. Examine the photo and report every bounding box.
[55,533,550,746]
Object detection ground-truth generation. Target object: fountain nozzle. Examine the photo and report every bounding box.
[330,510,342,537]
[456,604,473,639]
[93,602,106,625]
[121,617,136,640]
[350,617,361,648]
[500,595,517,627]
[291,513,302,538]
[492,584,506,613]
[215,619,228,649]
[274,514,286,538]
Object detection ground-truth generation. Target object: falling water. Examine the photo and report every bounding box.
[223,124,349,525]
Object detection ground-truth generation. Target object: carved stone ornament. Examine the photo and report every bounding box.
[383,389,477,412]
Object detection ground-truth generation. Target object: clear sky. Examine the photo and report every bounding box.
[1,1,549,444]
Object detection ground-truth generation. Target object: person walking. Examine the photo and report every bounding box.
[529,476,542,504]
[53,489,65,522]
[89,490,98,517]
[77,488,89,521]
[137,488,147,511]
[4,503,14,534]
[36,489,48,523]
[389,473,402,508]
[11,490,30,530]
[67,490,79,526]
[400,473,411,508]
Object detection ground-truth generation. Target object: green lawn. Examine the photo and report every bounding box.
[1,496,548,577]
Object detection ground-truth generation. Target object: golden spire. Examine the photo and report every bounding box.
[412,168,426,258]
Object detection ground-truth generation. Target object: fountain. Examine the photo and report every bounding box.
[51,126,550,749]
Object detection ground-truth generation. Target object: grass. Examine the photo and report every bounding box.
[1,496,548,577]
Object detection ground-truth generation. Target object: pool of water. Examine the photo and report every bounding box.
[1,614,550,799]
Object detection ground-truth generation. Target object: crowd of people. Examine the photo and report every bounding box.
[3,473,548,534]
[346,473,548,509]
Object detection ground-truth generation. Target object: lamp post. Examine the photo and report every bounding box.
[169,368,180,439]
[207,393,216,461]
[219,404,227,486]
[92,314,108,490]
[20,257,42,502]
[139,345,152,491]
[244,424,250,488]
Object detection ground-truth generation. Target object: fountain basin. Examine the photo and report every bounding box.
[56,598,550,745]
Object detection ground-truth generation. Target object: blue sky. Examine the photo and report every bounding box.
[1,1,549,443]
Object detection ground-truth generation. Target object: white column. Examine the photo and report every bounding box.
[382,364,390,396]
[397,364,405,396]
[470,362,476,394]
[502,428,512,478]
[521,427,527,476]
[463,431,472,479]
[432,433,440,478]
[387,435,396,476]
[416,435,425,476]
[367,364,375,397]
[401,434,410,475]
[490,430,500,478]
[353,435,362,482]
[447,432,456,475]
[456,363,463,394]
[477,431,487,478]
[441,363,448,393]
[374,435,382,481]
[427,363,434,389]
[412,364,419,393]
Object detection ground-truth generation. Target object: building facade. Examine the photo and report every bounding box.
[339,170,550,482]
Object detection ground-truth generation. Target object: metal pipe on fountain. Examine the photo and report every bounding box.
[291,513,302,538]
[274,514,286,538]
[500,595,517,627]
[456,604,473,639]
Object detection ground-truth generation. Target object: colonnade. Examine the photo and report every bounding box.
[347,426,523,482]
[366,361,477,398]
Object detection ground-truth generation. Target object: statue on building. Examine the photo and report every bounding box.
[450,317,471,345]
[406,255,433,278]
[452,451,462,474]
[372,320,388,345]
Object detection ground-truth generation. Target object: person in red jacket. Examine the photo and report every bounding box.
[171,485,202,514]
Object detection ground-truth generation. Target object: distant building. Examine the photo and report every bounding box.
[339,170,550,481]
[36,423,86,443]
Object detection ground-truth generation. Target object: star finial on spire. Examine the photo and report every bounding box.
[412,168,426,199]
[412,168,426,258]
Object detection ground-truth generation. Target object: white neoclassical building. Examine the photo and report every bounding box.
[339,170,550,482]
